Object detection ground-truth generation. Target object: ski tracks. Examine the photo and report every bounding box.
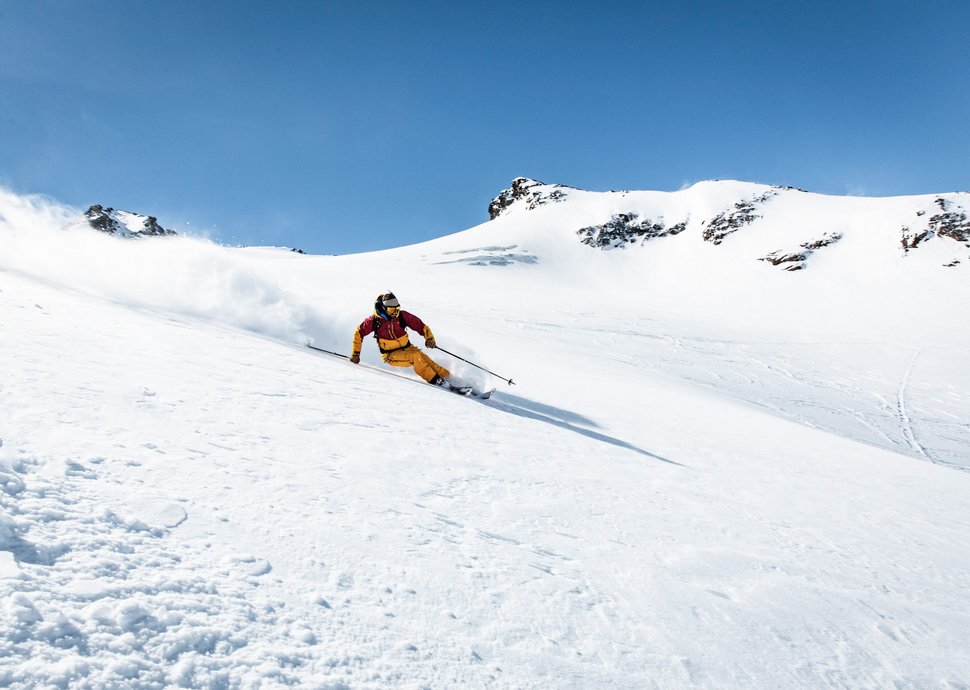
[896,348,934,463]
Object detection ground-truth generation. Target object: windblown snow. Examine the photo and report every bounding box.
[1,182,969,689]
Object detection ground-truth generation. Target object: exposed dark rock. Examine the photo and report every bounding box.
[85,205,116,234]
[761,252,809,270]
[577,213,687,249]
[141,217,175,236]
[701,191,776,244]
[761,232,842,271]
[901,198,970,255]
[928,198,970,246]
[901,227,930,253]
[801,232,843,251]
[84,205,176,238]
[488,178,570,220]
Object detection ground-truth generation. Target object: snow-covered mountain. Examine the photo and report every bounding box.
[84,205,177,238]
[486,176,970,269]
[1,182,968,689]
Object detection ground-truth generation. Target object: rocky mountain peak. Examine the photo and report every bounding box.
[488,178,570,220]
[481,178,970,273]
[85,205,176,238]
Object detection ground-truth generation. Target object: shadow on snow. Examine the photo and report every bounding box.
[484,393,686,467]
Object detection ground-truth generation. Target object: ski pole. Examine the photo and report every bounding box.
[306,343,347,358]
[434,346,515,386]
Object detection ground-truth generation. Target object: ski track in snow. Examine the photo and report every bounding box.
[4,273,970,689]
[550,318,970,472]
[896,348,933,462]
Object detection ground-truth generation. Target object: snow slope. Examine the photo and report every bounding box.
[1,183,969,688]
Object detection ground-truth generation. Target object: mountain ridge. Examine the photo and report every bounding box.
[484,177,970,270]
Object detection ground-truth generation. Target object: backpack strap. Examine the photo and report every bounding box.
[372,313,409,354]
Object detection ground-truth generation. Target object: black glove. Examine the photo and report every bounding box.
[425,336,436,349]
[350,352,360,364]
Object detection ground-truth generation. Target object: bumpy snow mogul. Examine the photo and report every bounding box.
[84,205,177,238]
[902,197,970,265]
[487,177,571,219]
[577,213,688,249]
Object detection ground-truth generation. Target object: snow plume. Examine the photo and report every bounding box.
[0,188,330,345]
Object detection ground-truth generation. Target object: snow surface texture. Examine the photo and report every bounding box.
[1,182,969,688]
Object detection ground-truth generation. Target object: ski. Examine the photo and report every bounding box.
[306,343,494,400]
[440,383,493,399]
[440,382,472,395]
[442,381,494,399]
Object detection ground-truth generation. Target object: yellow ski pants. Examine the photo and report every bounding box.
[383,345,449,383]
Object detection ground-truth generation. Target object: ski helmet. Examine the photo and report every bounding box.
[376,292,400,318]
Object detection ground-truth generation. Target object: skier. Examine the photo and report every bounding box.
[350,292,455,388]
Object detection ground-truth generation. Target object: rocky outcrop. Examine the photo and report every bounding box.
[900,227,931,253]
[901,198,970,256]
[488,178,569,219]
[928,198,970,246]
[800,233,843,251]
[701,191,777,245]
[577,213,687,249]
[85,205,176,238]
[487,178,968,272]
[761,232,842,271]
[761,251,809,271]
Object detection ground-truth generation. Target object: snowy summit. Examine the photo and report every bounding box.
[1,180,969,689]
[84,205,177,239]
[487,177,970,269]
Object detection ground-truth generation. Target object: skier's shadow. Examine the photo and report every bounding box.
[483,393,685,467]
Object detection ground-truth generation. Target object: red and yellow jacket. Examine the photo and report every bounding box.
[352,311,435,356]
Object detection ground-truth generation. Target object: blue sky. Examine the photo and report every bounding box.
[1,1,967,254]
